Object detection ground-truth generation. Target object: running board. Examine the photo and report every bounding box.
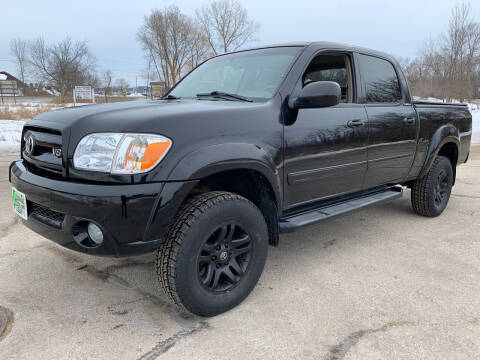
[279,187,403,233]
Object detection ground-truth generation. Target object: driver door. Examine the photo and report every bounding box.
[283,53,369,208]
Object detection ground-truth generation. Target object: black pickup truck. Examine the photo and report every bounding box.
[10,42,472,316]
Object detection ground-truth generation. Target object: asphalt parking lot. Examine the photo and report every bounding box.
[1,147,479,360]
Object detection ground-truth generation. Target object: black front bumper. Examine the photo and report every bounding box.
[9,160,197,256]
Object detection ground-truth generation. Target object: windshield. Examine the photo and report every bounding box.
[169,47,301,101]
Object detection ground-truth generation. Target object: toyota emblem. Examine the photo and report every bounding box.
[25,135,36,155]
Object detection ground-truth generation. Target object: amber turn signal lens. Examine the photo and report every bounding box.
[140,142,171,170]
[112,134,172,174]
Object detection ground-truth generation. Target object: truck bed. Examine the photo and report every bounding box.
[409,101,472,179]
[412,100,468,108]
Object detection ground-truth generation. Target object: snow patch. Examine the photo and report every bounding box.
[43,87,60,96]
[472,109,480,145]
[127,92,145,97]
[0,120,25,152]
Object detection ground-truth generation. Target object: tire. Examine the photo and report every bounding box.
[156,191,268,317]
[411,156,453,217]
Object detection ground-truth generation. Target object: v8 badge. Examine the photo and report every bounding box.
[53,147,62,158]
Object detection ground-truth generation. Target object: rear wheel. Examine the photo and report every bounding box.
[156,191,268,317]
[411,156,453,217]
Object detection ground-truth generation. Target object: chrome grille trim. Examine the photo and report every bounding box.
[22,127,63,176]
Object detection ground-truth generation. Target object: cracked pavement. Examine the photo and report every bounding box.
[1,148,480,359]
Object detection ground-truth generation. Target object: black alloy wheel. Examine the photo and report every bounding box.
[156,191,268,316]
[433,169,449,208]
[411,156,453,217]
[198,223,252,293]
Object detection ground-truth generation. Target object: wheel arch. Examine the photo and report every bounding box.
[167,143,283,209]
[419,124,460,182]
[166,143,283,246]
[188,168,280,246]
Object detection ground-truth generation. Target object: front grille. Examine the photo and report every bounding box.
[22,127,63,177]
[29,201,65,229]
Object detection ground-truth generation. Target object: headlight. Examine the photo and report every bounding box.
[73,133,172,174]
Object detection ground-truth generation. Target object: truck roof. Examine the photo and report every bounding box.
[228,41,397,64]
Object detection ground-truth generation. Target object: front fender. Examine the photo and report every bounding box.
[167,142,282,209]
[419,124,460,178]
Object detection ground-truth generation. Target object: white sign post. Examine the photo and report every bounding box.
[73,86,95,106]
[0,80,18,104]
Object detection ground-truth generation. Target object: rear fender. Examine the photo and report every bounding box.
[419,124,460,178]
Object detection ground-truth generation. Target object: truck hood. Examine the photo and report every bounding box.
[28,99,260,132]
[22,96,283,184]
[26,99,273,157]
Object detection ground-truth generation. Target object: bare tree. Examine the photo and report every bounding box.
[29,37,96,102]
[403,2,480,101]
[9,38,28,92]
[115,78,130,95]
[137,6,211,90]
[85,71,101,89]
[103,70,113,102]
[196,0,260,55]
[185,30,213,72]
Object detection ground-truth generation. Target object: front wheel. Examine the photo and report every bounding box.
[411,156,453,217]
[156,191,268,317]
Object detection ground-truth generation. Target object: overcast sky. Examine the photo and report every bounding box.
[1,0,478,86]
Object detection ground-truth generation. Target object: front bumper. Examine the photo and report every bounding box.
[9,160,197,256]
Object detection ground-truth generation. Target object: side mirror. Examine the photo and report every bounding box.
[294,81,341,109]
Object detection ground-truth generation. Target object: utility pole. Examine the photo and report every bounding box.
[147,60,151,99]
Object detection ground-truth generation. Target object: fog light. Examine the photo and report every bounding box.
[87,222,104,245]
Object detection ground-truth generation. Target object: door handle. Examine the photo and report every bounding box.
[403,117,416,125]
[347,119,364,128]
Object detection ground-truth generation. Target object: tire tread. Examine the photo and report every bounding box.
[411,156,450,217]
[155,191,256,313]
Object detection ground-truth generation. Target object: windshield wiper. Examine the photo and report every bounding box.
[162,94,181,100]
[196,91,253,102]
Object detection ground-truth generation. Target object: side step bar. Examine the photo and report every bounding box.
[279,187,403,233]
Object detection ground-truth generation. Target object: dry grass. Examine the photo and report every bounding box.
[97,96,144,103]
[0,104,59,120]
[0,96,143,120]
[51,96,143,104]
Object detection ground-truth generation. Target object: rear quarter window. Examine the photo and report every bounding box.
[359,54,401,103]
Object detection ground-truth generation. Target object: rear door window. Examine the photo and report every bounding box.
[359,55,401,103]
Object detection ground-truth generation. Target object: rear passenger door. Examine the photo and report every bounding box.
[358,54,417,188]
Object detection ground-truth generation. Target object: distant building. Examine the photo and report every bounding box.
[0,71,52,96]
[0,71,19,82]
[150,81,166,98]
[0,71,20,96]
